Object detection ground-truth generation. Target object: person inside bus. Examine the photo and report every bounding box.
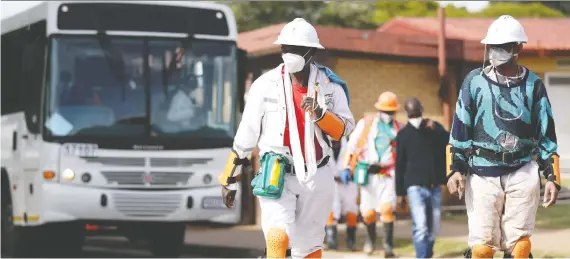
[154,47,205,132]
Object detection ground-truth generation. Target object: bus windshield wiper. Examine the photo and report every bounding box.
[96,31,128,101]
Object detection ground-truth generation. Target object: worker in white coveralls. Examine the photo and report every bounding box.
[341,92,404,257]
[218,18,355,258]
[447,15,561,258]
[324,136,359,251]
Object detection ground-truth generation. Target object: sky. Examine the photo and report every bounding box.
[0,1,490,20]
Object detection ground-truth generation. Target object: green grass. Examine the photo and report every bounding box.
[443,204,570,229]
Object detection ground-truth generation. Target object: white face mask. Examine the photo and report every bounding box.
[487,45,519,68]
[408,117,423,129]
[282,50,311,73]
[378,112,393,124]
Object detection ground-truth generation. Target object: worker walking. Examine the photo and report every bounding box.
[395,98,449,258]
[341,92,403,257]
[325,136,359,251]
[218,18,355,258]
[447,15,561,258]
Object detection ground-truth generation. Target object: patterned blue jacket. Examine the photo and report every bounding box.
[449,67,558,177]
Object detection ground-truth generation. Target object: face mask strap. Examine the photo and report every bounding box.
[301,49,313,68]
[481,45,489,75]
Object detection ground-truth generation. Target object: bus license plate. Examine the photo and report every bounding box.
[63,143,99,157]
[202,197,227,209]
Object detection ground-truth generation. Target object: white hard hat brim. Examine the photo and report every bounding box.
[481,37,528,45]
[274,39,325,49]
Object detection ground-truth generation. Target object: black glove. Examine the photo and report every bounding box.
[221,185,237,208]
[367,164,382,175]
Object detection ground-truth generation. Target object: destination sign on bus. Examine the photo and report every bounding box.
[57,3,230,36]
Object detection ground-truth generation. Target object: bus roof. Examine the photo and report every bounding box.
[1,1,237,40]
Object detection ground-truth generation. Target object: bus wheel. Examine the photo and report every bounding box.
[148,223,185,257]
[1,185,35,257]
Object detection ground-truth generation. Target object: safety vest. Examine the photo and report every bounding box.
[346,115,400,177]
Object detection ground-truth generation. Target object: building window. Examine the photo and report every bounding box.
[545,73,570,87]
[555,59,570,69]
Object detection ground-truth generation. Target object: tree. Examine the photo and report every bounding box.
[226,1,328,32]
[225,1,565,33]
[317,2,378,29]
[474,2,565,18]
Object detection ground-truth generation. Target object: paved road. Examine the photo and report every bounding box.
[2,235,254,258]
[82,235,260,258]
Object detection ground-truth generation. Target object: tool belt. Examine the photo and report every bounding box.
[473,146,533,164]
[284,155,330,176]
[371,165,393,177]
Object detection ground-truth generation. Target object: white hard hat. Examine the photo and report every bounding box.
[274,18,325,49]
[481,15,528,45]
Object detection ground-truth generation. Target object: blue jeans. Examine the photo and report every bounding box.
[407,185,442,258]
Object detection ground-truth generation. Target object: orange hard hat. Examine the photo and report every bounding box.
[374,91,399,112]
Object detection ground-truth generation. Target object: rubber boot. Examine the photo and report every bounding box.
[325,225,338,250]
[383,222,395,258]
[363,223,376,255]
[504,252,534,258]
[346,227,357,251]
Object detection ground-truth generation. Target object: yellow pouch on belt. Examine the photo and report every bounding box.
[251,152,289,199]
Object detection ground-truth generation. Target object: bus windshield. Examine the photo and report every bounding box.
[44,35,237,142]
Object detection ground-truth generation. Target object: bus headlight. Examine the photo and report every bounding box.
[62,168,75,181]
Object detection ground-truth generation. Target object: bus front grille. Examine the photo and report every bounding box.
[101,171,146,185]
[101,171,192,186]
[150,157,212,167]
[112,193,181,217]
[82,157,146,167]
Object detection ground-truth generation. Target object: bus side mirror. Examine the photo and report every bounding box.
[237,48,248,113]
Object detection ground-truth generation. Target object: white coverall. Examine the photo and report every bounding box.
[345,115,402,219]
[332,137,359,220]
[233,63,354,257]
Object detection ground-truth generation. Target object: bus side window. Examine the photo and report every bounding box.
[20,21,47,134]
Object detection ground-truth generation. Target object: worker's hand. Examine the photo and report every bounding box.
[367,164,382,175]
[397,196,407,209]
[340,169,352,184]
[447,172,465,199]
[301,96,318,112]
[301,96,324,119]
[221,185,237,208]
[425,119,435,129]
[542,181,559,208]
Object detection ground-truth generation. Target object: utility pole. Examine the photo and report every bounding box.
[438,6,452,130]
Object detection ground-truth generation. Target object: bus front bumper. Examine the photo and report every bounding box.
[37,182,239,225]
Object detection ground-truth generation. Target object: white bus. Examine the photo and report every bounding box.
[1,1,247,257]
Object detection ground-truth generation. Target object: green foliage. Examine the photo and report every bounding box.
[227,1,327,32]
[225,1,565,33]
[476,2,565,18]
[317,2,377,30]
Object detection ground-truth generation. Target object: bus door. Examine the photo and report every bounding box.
[19,25,46,224]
